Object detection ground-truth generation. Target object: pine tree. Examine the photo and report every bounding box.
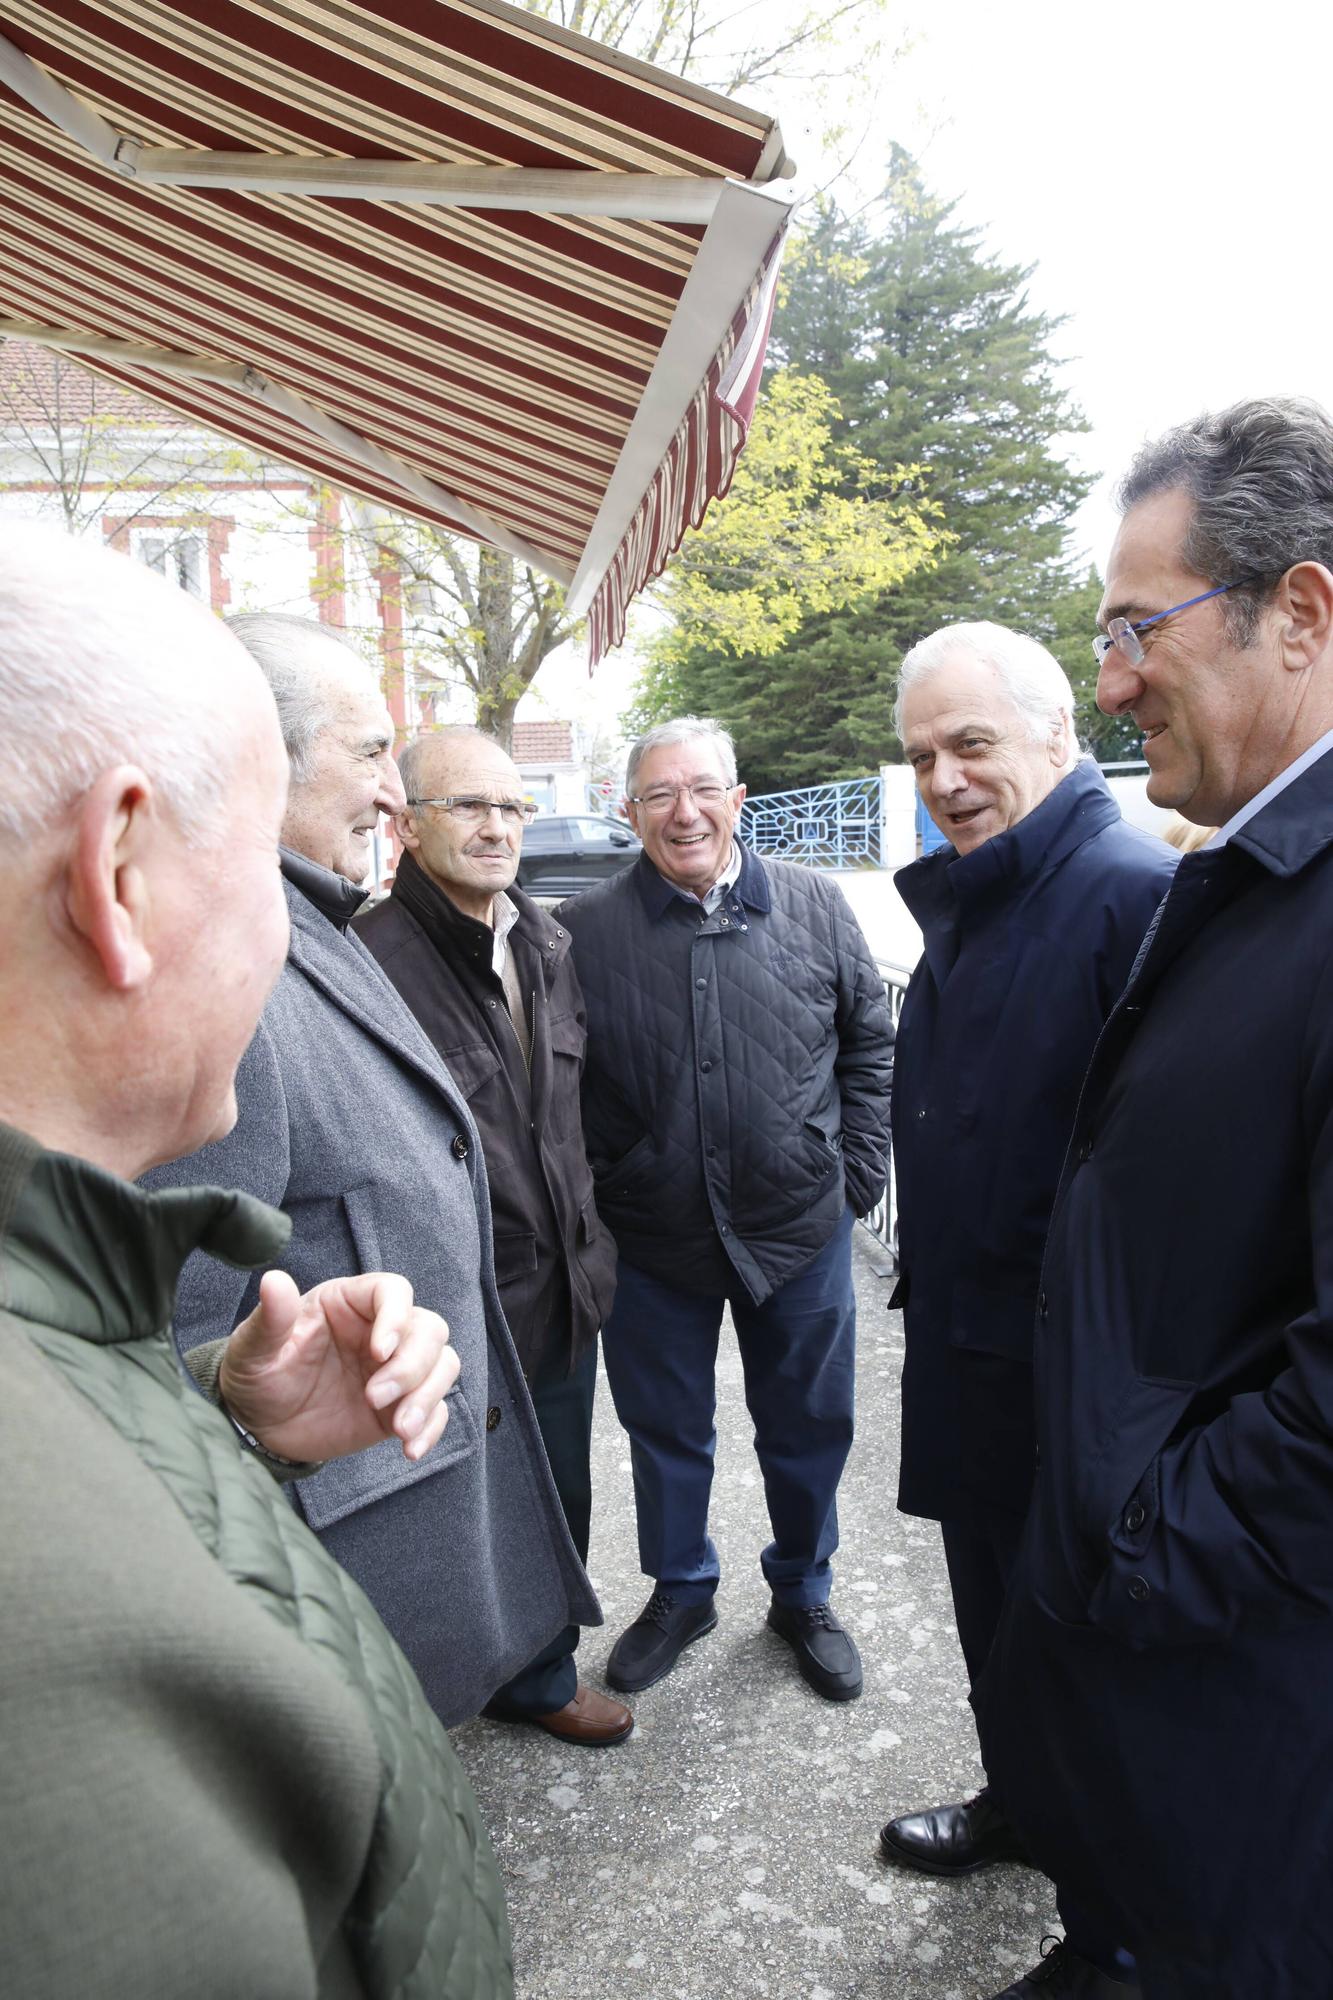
[635,149,1097,787]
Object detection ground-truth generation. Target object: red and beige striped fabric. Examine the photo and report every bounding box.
[0,0,789,660]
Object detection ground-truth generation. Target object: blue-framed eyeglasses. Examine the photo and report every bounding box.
[1093,581,1248,669]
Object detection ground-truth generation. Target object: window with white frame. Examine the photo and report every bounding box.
[130,526,207,600]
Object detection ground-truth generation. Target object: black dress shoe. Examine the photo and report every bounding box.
[605,1589,717,1692]
[766,1600,863,1701]
[985,1936,1138,1996]
[879,1789,1032,1876]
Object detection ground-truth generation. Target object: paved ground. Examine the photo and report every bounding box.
[452,1230,1057,2000]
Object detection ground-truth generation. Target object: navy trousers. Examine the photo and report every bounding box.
[602,1205,857,1609]
[492,1338,597,1715]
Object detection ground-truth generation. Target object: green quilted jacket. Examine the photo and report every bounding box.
[0,1122,512,2000]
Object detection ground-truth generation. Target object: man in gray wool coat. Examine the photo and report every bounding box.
[147,614,599,1727]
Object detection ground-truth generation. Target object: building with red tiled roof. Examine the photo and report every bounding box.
[512,720,575,766]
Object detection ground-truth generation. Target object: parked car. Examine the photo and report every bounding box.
[516,813,641,897]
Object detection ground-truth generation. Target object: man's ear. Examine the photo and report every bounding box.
[1274,561,1333,673]
[396,806,422,852]
[65,765,158,992]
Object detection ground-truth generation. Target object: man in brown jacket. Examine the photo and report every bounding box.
[356,726,628,1744]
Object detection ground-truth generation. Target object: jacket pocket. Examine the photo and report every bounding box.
[440,1039,503,1102]
[596,1132,656,1201]
[493,1229,538,1286]
[1072,1384,1184,1552]
[547,1009,587,1141]
[1040,1376,1192,1608]
[293,1185,482,1531]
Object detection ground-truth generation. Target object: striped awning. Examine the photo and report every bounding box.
[0,1,792,660]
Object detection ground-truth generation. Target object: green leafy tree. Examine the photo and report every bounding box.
[1046,565,1142,763]
[741,148,1096,771]
[626,369,947,790]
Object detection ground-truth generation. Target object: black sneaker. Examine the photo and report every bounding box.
[766,1599,863,1701]
[986,1937,1137,1997]
[605,1589,717,1693]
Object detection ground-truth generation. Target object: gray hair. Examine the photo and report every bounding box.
[0,525,246,846]
[625,716,738,796]
[398,725,506,805]
[894,621,1077,758]
[226,614,379,782]
[1119,396,1333,644]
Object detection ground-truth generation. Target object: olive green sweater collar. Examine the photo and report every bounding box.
[0,1123,290,1344]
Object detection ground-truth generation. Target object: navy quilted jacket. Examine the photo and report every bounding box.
[558,844,893,1302]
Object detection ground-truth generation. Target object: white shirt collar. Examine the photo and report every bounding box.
[1208,726,1333,846]
[490,890,520,976]
[700,841,744,913]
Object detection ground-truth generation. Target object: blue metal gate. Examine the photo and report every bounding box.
[738,776,883,867]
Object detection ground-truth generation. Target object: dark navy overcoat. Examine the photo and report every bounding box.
[981,746,1333,1998]
[892,760,1176,1522]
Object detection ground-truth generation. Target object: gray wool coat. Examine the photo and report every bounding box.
[147,872,601,1727]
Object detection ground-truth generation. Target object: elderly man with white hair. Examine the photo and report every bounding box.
[148,614,599,1731]
[877,622,1175,1997]
[0,528,510,1996]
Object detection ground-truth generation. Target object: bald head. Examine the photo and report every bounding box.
[0,526,271,847]
[0,527,291,1180]
[398,727,526,923]
[227,616,404,881]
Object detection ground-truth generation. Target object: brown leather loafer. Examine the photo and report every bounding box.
[486,1683,635,1746]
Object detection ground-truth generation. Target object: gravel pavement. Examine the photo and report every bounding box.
[452,1229,1058,2000]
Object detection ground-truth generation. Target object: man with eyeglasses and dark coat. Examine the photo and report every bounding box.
[557,716,894,1704]
[977,398,1333,1999]
[354,726,629,1747]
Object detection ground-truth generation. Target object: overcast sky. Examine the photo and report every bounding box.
[540,0,1331,721]
[835,0,1332,572]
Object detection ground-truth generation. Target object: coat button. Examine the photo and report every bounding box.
[719,1223,730,1236]
[917,1108,927,1121]
[1038,1292,1048,1317]
[696,978,707,989]
[451,1133,469,1160]
[1124,1503,1146,1533]
[1128,1575,1151,1602]
[700,1059,713,1072]
[486,1405,501,1432]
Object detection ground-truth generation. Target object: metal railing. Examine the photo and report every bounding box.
[858,959,910,1273]
[739,775,883,868]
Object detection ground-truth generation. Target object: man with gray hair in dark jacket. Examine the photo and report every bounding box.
[882,621,1175,2000]
[558,717,893,1702]
[354,724,629,1748]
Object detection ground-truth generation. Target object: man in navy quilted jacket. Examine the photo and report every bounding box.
[558,718,893,1701]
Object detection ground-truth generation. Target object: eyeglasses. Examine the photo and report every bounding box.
[628,781,736,815]
[406,795,536,826]
[1092,581,1250,669]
